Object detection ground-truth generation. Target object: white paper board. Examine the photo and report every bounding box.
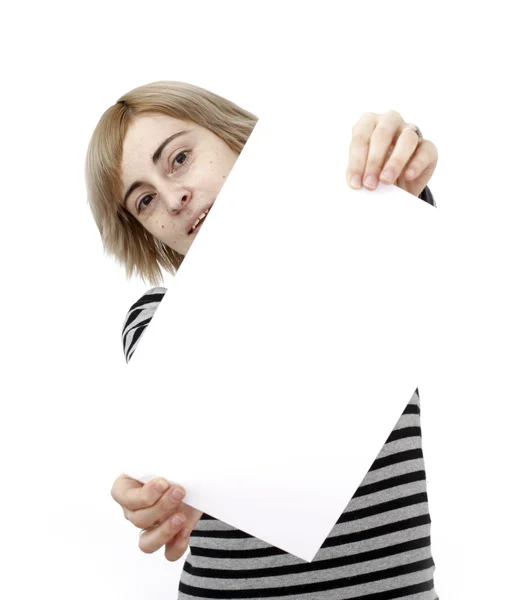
[121,107,440,562]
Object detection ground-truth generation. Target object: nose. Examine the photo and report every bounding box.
[161,189,191,215]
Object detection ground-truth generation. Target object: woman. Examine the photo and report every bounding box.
[86,81,440,599]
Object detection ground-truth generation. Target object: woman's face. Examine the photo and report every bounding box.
[120,113,239,256]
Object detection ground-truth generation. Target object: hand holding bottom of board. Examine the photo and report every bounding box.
[111,473,203,561]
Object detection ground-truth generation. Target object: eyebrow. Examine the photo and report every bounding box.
[122,129,188,208]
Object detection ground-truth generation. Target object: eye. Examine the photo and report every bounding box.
[172,150,190,170]
[137,194,155,214]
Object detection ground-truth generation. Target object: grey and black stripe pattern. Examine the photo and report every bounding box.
[121,187,439,599]
[122,288,167,363]
[179,391,438,600]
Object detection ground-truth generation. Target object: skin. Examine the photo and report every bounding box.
[120,113,239,256]
[112,108,439,562]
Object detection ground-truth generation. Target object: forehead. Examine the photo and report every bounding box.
[122,113,190,157]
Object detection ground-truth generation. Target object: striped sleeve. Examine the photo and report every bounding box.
[121,287,168,363]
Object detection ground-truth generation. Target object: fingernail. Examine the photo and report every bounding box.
[172,515,185,527]
[171,487,185,502]
[364,175,378,189]
[155,479,169,493]
[381,169,394,183]
[350,174,361,188]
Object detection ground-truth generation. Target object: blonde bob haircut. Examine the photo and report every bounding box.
[85,81,258,285]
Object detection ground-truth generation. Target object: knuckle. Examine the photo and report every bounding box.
[354,111,371,125]
[350,132,368,146]
[391,163,407,176]
[130,514,142,528]
[365,156,382,169]
[130,513,148,529]
[387,155,406,170]
[110,479,121,502]
[373,126,393,141]
[388,109,402,120]
[411,155,427,169]
[426,140,438,157]
[403,127,420,141]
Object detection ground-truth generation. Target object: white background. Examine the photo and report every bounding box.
[1,1,508,599]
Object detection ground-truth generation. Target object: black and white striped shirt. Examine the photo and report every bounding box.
[121,187,439,599]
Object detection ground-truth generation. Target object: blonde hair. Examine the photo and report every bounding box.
[85,81,258,285]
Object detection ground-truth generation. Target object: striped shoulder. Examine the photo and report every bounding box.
[122,286,168,363]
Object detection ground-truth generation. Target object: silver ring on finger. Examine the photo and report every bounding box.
[139,523,159,537]
[402,124,424,144]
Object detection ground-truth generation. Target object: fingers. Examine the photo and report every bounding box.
[165,528,192,562]
[138,513,190,558]
[348,110,405,190]
[347,112,378,188]
[363,111,407,189]
[111,474,171,511]
[124,485,187,530]
[397,140,438,182]
[347,110,436,193]
[112,473,194,561]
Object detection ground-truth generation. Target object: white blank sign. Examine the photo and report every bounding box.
[121,106,441,562]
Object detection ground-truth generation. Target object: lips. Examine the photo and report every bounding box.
[190,214,207,234]
[187,204,214,235]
